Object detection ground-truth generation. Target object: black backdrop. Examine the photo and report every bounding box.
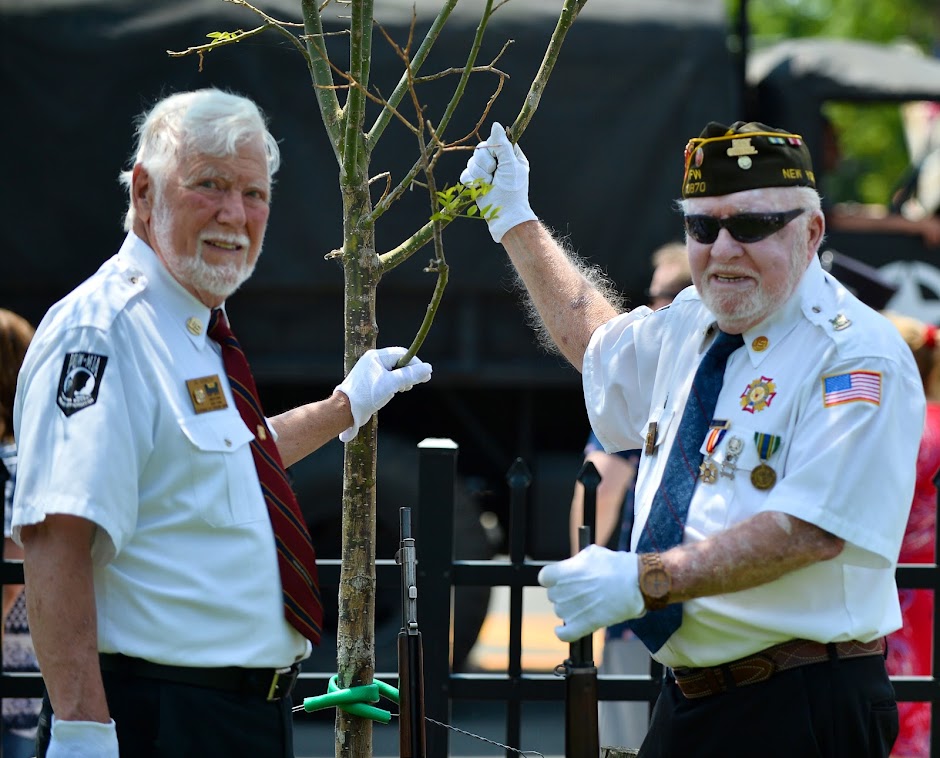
[0,0,739,560]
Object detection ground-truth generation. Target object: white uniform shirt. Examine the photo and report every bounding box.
[583,255,925,668]
[13,233,309,668]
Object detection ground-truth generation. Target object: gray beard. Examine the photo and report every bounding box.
[151,203,257,300]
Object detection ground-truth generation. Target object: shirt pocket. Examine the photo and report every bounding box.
[705,426,788,481]
[697,423,791,526]
[177,413,264,527]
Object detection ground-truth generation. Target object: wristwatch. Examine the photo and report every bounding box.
[638,552,672,611]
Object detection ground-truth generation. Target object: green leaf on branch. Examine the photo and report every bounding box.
[206,30,246,43]
[431,179,500,222]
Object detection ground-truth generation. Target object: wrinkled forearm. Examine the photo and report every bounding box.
[662,511,845,602]
[22,515,110,723]
[501,221,618,371]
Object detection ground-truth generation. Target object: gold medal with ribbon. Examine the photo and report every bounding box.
[699,419,730,484]
[751,432,781,490]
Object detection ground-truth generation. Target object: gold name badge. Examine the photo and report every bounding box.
[186,375,229,413]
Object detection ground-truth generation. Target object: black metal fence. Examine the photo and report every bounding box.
[2,438,939,756]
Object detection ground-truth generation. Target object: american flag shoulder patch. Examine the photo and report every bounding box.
[821,370,882,408]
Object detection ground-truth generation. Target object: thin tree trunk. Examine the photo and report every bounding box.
[336,175,380,756]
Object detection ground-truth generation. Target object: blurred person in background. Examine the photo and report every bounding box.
[568,242,691,750]
[821,113,940,248]
[0,308,40,758]
[883,311,940,758]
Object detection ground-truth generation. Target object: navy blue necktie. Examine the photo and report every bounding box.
[629,329,744,652]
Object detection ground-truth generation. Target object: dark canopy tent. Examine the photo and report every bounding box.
[748,37,940,177]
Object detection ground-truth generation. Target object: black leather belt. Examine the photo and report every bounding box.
[670,638,886,699]
[99,653,300,701]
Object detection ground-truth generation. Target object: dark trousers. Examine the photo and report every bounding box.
[639,654,898,758]
[37,668,296,758]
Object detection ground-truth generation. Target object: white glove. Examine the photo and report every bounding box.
[335,347,432,443]
[537,545,646,643]
[47,717,119,758]
[459,121,537,243]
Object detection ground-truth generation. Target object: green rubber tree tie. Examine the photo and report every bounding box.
[300,674,400,724]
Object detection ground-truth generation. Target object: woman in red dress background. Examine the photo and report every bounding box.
[885,312,940,758]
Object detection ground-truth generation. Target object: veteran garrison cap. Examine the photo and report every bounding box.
[682,121,816,198]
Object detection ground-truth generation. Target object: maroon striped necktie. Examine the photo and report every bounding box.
[208,309,323,644]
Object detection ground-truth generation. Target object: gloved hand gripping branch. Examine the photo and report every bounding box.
[335,347,432,443]
[460,122,538,243]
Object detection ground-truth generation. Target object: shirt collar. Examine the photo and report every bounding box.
[737,254,825,367]
[116,232,219,349]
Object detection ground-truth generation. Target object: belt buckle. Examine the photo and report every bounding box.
[266,665,299,701]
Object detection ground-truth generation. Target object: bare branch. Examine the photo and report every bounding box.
[508,0,589,142]
[302,0,345,160]
[378,219,438,271]
[167,24,274,70]
[166,0,312,70]
[366,0,459,146]
[368,171,393,207]
[318,64,421,136]
[417,0,497,148]
[389,30,451,369]
[369,45,510,224]
[393,246,449,368]
[341,0,374,181]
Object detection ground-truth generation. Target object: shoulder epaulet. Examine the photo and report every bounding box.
[52,257,148,334]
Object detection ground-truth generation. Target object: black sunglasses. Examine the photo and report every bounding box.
[684,208,805,244]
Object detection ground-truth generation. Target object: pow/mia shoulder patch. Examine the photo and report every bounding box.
[57,352,108,417]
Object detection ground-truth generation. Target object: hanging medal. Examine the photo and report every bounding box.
[721,436,744,479]
[699,419,730,484]
[751,432,782,490]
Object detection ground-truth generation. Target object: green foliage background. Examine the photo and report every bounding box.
[729,0,940,205]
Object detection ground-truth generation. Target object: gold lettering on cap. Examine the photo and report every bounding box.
[687,168,703,180]
[782,168,804,180]
[726,138,758,157]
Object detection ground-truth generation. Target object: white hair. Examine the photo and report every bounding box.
[678,185,822,216]
[118,88,280,231]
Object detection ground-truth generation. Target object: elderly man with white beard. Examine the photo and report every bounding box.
[460,120,924,758]
[12,89,432,758]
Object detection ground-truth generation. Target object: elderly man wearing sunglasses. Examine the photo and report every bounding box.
[461,120,924,758]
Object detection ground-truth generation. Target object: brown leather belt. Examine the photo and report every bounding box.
[671,637,886,699]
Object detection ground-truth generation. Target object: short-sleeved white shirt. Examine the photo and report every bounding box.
[13,233,309,668]
[583,255,926,668]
